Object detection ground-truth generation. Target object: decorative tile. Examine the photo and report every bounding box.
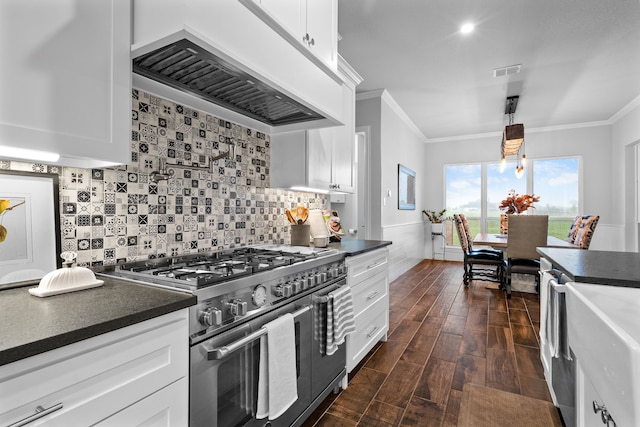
[4,89,327,266]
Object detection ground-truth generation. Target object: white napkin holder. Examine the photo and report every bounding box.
[29,251,104,297]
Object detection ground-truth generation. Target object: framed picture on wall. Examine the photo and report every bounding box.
[398,164,416,210]
[0,170,61,286]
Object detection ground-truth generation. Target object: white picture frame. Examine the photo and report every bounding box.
[0,171,61,286]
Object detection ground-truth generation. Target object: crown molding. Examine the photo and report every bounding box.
[609,94,640,123]
[356,90,428,143]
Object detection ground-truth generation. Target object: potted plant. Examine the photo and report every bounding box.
[422,209,449,234]
[498,190,540,233]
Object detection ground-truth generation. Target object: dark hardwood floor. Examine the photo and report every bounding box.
[302,259,552,426]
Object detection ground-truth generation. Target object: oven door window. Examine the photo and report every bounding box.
[218,340,260,426]
[191,316,308,427]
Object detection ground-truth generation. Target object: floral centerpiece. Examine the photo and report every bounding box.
[498,190,540,214]
[498,190,540,233]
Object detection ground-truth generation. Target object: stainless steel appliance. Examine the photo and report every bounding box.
[540,267,575,427]
[100,245,348,427]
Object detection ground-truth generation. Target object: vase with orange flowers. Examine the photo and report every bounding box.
[498,190,540,234]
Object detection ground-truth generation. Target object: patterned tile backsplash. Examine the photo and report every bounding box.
[2,89,326,266]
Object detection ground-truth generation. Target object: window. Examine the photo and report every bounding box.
[445,157,580,244]
[487,161,526,233]
[532,158,579,238]
[445,164,480,246]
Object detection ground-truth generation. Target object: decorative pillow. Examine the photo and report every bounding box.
[574,215,599,249]
[566,216,582,244]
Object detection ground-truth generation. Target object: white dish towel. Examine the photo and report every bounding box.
[256,313,298,420]
[539,271,554,346]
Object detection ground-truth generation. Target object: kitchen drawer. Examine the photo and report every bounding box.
[347,248,389,288]
[346,297,389,372]
[96,377,188,426]
[351,270,388,316]
[0,310,188,426]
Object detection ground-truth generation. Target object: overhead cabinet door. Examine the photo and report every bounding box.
[0,0,131,168]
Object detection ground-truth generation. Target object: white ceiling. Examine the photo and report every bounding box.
[337,0,640,141]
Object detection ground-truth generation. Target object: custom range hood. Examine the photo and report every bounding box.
[131,0,343,133]
[133,39,325,127]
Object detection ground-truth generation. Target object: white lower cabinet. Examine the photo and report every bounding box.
[0,309,189,427]
[346,248,389,373]
[576,362,618,427]
[96,378,188,427]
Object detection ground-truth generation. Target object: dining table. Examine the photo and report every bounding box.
[473,232,578,249]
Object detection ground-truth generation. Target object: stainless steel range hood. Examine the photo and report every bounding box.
[133,39,325,127]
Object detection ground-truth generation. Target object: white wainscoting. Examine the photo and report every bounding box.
[382,222,425,281]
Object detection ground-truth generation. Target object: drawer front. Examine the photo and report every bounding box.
[347,248,389,287]
[0,310,188,426]
[347,298,389,371]
[351,271,388,316]
[96,377,188,427]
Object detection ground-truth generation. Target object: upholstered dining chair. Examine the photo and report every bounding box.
[453,214,503,286]
[566,215,599,249]
[504,215,549,298]
[459,213,503,257]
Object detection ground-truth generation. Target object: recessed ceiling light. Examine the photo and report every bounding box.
[460,22,475,34]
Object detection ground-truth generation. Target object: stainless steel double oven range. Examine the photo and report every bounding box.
[101,245,347,427]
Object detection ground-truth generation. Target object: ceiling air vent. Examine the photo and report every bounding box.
[493,64,522,78]
[133,39,325,126]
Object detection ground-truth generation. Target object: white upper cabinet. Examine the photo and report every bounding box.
[270,57,362,193]
[0,0,132,168]
[240,0,338,74]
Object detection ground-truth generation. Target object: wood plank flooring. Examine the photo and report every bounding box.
[302,259,552,427]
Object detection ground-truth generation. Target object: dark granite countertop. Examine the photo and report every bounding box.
[329,239,392,256]
[0,276,196,366]
[537,248,640,288]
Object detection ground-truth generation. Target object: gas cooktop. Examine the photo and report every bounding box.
[105,245,339,290]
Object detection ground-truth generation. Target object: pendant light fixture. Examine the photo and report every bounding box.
[500,96,526,178]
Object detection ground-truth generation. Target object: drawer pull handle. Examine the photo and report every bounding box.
[367,326,379,338]
[367,291,380,300]
[9,403,63,427]
[366,262,379,269]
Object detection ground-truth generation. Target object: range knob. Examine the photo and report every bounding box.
[199,307,222,327]
[275,284,293,298]
[228,299,248,316]
[292,281,302,294]
[320,272,328,282]
[332,267,340,277]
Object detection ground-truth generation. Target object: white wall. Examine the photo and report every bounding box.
[611,98,640,251]
[356,90,427,280]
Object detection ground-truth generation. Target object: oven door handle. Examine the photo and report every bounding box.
[204,304,311,361]
[549,279,567,293]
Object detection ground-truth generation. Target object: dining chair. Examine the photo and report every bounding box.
[566,215,599,249]
[453,214,503,286]
[459,213,503,257]
[504,215,549,298]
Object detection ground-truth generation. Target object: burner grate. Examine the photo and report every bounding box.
[109,246,328,289]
